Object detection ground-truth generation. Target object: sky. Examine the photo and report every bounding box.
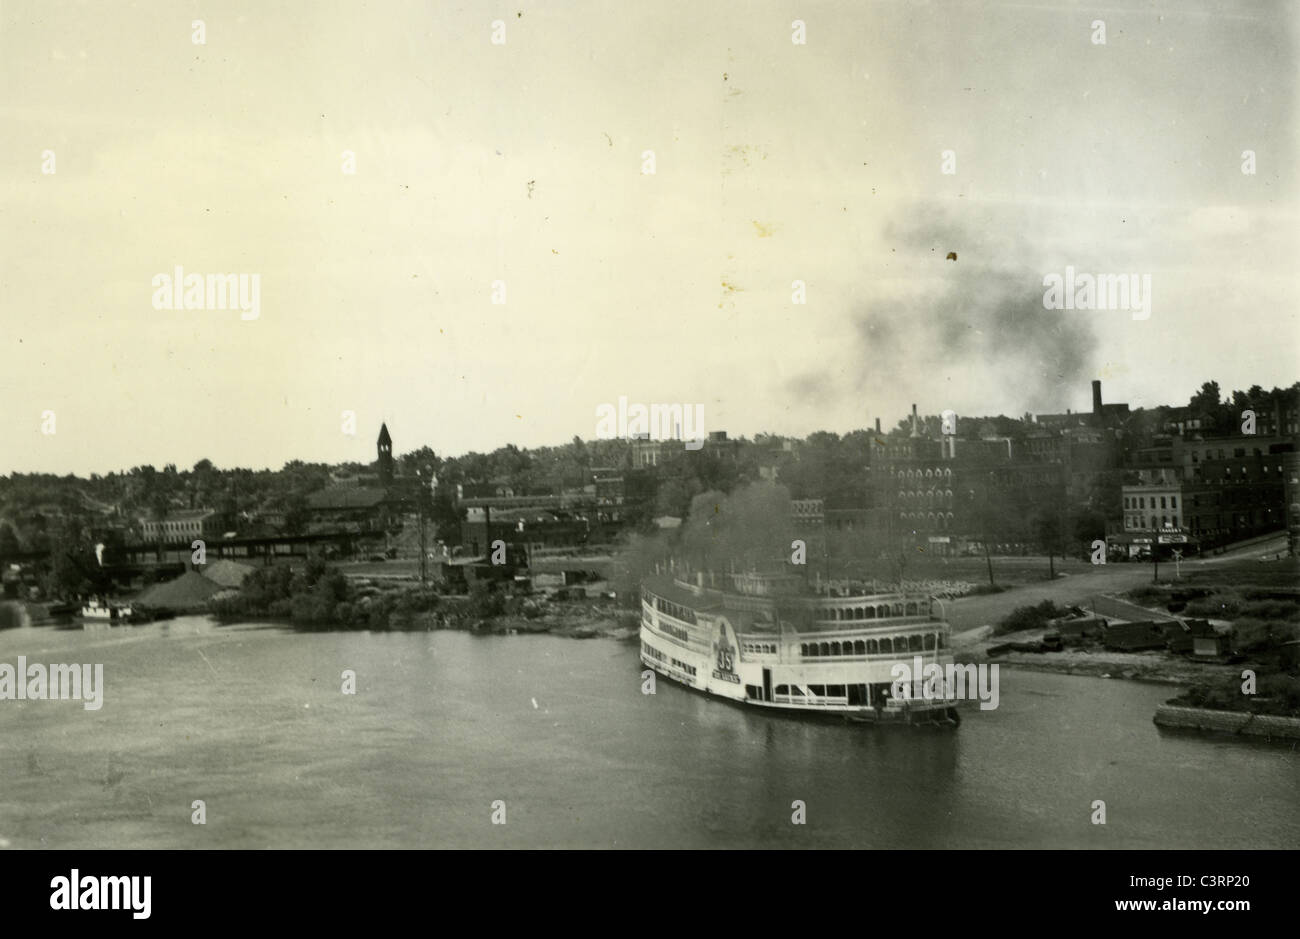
[1,0,1296,475]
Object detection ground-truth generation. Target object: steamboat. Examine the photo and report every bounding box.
[639,567,960,726]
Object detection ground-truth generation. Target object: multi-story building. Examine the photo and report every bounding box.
[1121,468,1184,533]
[139,509,224,542]
[868,405,1067,554]
[1119,431,1297,550]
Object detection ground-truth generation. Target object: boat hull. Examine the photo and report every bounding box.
[639,653,960,727]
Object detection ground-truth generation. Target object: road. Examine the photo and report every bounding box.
[941,533,1290,632]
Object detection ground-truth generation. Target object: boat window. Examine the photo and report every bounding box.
[831,641,842,656]
[865,607,875,619]
[827,685,846,697]
[808,685,825,697]
[908,634,923,651]
[818,642,830,656]
[867,639,878,654]
[854,640,865,655]
[775,685,789,695]
[924,634,936,650]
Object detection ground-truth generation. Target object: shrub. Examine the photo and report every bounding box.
[996,600,1067,636]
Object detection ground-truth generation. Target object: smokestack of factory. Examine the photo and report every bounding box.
[1092,380,1103,415]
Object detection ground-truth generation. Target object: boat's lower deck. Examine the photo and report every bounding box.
[639,648,960,727]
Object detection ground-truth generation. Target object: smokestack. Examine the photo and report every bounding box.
[910,404,919,437]
[875,417,881,433]
[1092,380,1102,415]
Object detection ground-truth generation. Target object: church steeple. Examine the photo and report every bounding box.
[377,423,394,488]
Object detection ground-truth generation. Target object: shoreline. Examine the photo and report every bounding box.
[984,651,1236,686]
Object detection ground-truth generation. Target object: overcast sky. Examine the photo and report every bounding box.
[2,0,1296,475]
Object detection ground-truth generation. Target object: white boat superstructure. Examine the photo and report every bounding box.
[639,570,960,725]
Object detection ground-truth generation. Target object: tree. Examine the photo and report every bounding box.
[399,446,440,479]
[0,522,21,559]
[966,486,1018,585]
[283,492,310,535]
[1033,508,1065,579]
[428,490,464,541]
[1189,381,1221,412]
[41,520,101,600]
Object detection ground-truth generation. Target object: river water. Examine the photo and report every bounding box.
[0,616,1295,849]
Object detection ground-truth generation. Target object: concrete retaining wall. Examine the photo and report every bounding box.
[1154,704,1300,740]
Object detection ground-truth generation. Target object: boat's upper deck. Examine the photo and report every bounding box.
[641,573,946,633]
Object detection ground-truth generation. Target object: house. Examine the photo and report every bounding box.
[134,570,224,613]
[1163,618,1229,657]
[306,487,395,530]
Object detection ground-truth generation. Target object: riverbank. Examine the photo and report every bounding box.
[984,648,1240,685]
[412,606,638,641]
[1153,705,1300,741]
[951,625,1243,686]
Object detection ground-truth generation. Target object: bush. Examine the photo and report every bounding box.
[996,600,1067,636]
[466,581,505,619]
[1175,674,1300,717]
